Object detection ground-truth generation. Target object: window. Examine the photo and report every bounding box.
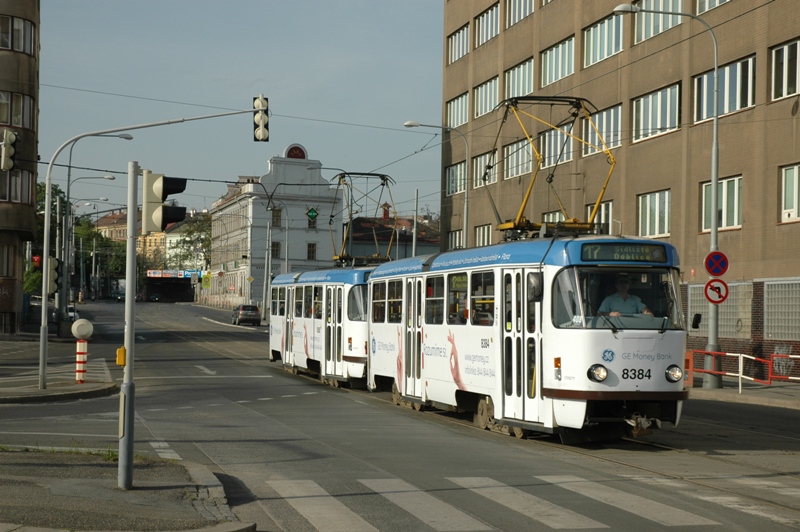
[307,216,317,229]
[447,273,468,325]
[695,56,755,122]
[0,244,15,277]
[543,211,565,223]
[584,14,622,68]
[0,169,34,204]
[638,190,670,237]
[307,243,316,260]
[474,77,498,118]
[765,281,800,341]
[387,280,402,323]
[506,0,534,28]
[471,271,495,326]
[473,150,497,188]
[475,224,492,247]
[542,36,574,86]
[586,201,613,231]
[541,124,572,168]
[782,164,800,221]
[448,230,463,250]
[271,209,282,227]
[425,276,444,324]
[475,4,499,48]
[0,15,36,55]
[633,84,680,141]
[634,0,683,44]
[583,105,621,156]
[0,91,35,129]
[702,176,742,231]
[446,161,466,196]
[772,39,799,101]
[698,0,730,15]
[504,139,533,179]
[505,58,534,99]
[448,24,470,64]
[447,93,469,128]
[371,281,386,322]
[271,241,281,260]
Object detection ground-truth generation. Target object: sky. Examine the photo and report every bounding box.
[38,1,444,220]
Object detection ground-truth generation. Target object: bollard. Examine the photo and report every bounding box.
[76,339,88,383]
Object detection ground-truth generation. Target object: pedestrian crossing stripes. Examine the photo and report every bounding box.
[264,475,739,531]
[1,359,112,385]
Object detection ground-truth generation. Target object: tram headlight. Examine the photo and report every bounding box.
[587,364,608,382]
[665,364,684,383]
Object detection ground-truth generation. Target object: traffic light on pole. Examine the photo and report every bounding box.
[48,257,62,295]
[1,129,17,171]
[142,170,187,236]
[253,94,269,142]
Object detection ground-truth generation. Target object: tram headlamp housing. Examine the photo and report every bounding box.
[665,364,684,383]
[587,364,608,382]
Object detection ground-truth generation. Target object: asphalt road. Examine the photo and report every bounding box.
[4,301,800,531]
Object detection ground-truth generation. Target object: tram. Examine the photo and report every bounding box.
[268,268,373,386]
[366,233,688,442]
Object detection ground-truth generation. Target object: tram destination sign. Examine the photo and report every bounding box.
[581,243,668,263]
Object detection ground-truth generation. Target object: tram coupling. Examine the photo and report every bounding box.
[626,413,662,438]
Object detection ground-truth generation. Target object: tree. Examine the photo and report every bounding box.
[33,182,67,257]
[167,215,211,270]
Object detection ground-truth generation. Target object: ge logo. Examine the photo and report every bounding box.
[602,349,615,362]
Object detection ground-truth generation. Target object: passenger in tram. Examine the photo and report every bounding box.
[598,273,652,317]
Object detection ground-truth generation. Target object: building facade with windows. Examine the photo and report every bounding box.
[441,0,800,357]
[203,144,343,310]
[0,0,38,334]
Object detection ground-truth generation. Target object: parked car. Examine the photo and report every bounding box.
[149,293,161,302]
[67,304,79,321]
[232,304,261,326]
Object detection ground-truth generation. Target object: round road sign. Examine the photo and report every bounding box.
[704,278,729,305]
[704,251,729,277]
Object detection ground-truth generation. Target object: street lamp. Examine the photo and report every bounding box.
[404,120,470,249]
[613,3,720,388]
[71,199,107,302]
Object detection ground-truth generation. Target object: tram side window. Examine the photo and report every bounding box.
[447,273,468,325]
[304,286,314,317]
[313,286,323,318]
[470,271,494,326]
[372,281,386,322]
[387,280,403,323]
[348,285,368,322]
[294,287,304,317]
[278,287,286,315]
[425,276,444,324]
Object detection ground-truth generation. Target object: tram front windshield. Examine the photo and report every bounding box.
[552,267,685,330]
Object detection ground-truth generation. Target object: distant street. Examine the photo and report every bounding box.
[3,301,800,530]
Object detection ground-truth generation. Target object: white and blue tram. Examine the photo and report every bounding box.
[366,235,688,441]
[269,268,372,386]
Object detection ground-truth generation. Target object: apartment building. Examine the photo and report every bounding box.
[441,0,800,357]
[0,0,37,333]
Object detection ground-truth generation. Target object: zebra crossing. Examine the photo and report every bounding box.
[262,473,800,530]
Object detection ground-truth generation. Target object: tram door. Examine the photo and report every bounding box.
[284,287,294,366]
[501,269,540,421]
[324,286,343,378]
[403,279,423,399]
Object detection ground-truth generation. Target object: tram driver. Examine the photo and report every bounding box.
[598,273,652,317]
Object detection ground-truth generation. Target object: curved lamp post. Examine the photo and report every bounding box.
[614,3,720,388]
[404,120,470,249]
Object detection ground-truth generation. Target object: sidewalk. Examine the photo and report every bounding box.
[0,304,257,532]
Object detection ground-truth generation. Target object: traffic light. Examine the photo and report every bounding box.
[253,94,269,142]
[1,129,16,171]
[48,257,62,295]
[142,170,187,235]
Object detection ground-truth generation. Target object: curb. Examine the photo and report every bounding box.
[0,383,119,404]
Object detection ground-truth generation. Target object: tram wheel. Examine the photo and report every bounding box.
[391,382,402,405]
[512,427,528,439]
[412,401,423,411]
[291,366,298,375]
[330,378,340,388]
[474,399,490,429]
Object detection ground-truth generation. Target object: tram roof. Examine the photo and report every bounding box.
[370,236,679,279]
[271,267,374,286]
